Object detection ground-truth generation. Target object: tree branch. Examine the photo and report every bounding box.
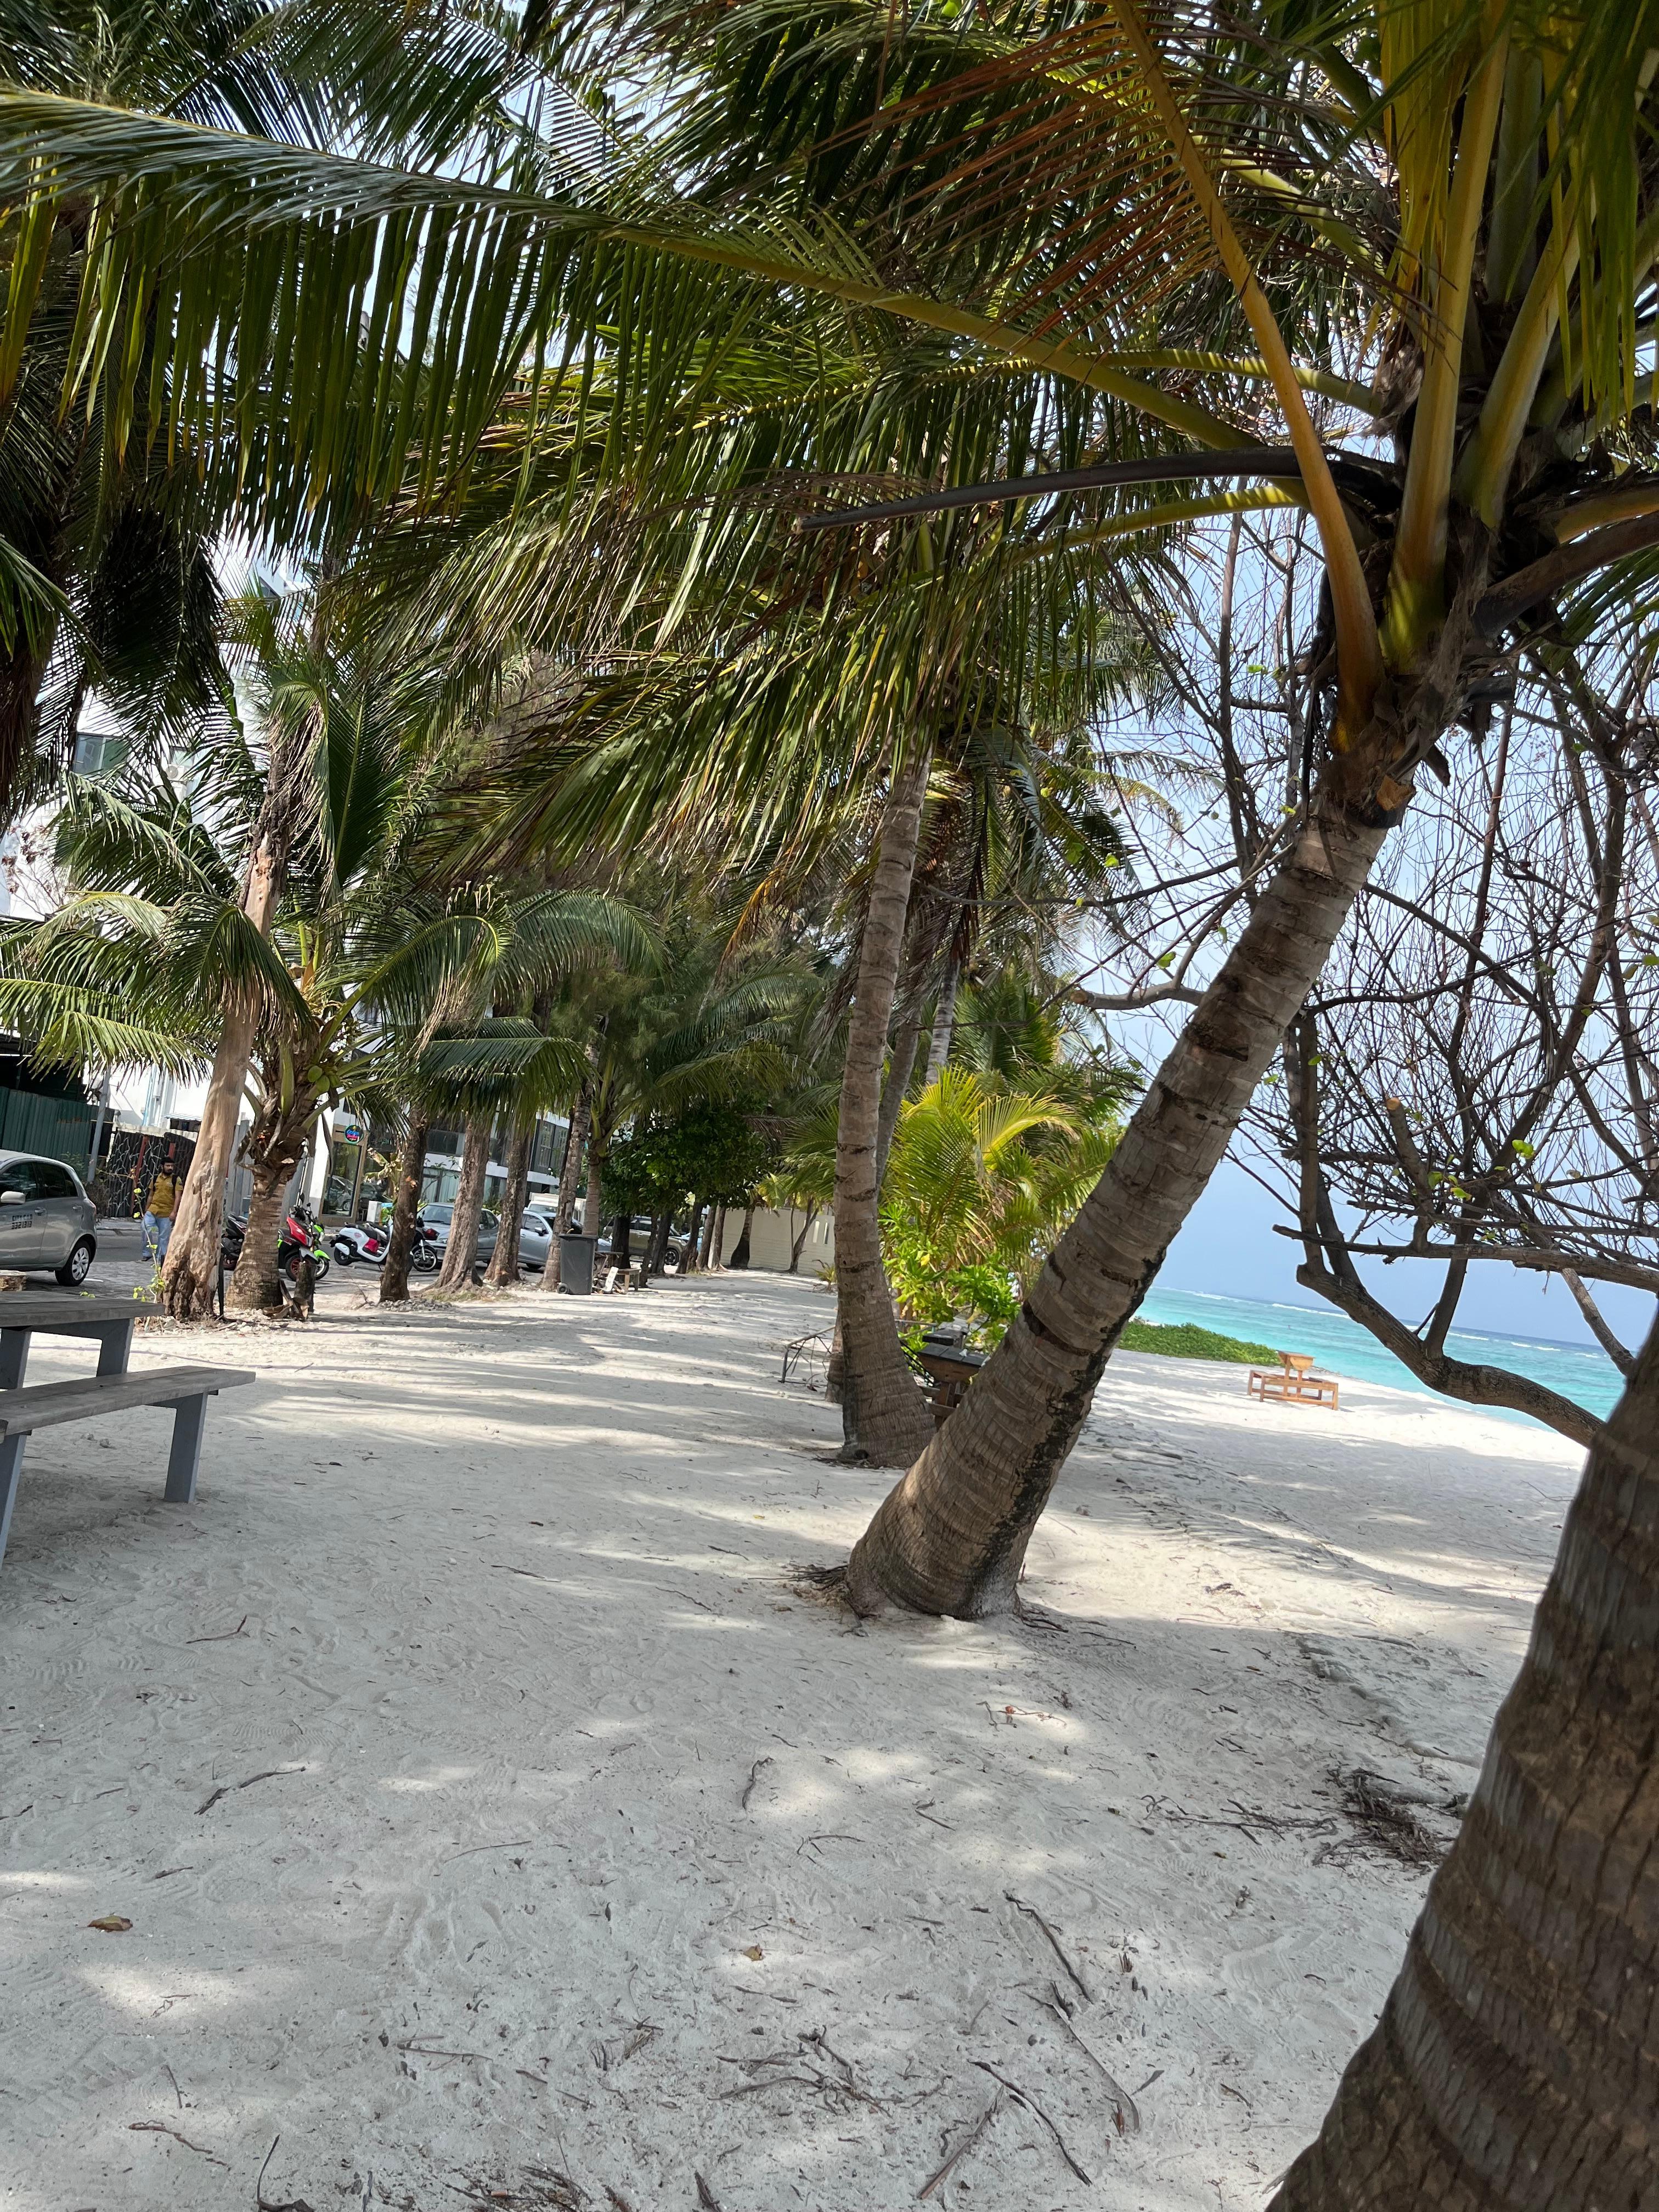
[1268,1224,1659,1296]
[1073,981,1205,1012]
[1560,1269,1636,1377]
[1295,1252,1604,1447]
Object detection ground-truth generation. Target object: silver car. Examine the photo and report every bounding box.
[419,1203,499,1266]
[0,1151,98,1284]
[419,1204,555,1273]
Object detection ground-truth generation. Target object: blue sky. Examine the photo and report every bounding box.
[1160,1154,1655,1355]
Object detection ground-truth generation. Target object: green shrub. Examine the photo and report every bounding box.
[1119,1319,1285,1365]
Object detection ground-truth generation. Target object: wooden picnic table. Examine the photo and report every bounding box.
[0,1295,253,1576]
[0,1293,158,1391]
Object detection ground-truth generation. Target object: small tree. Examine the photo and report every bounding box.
[881,1070,1126,1344]
[603,1102,775,1246]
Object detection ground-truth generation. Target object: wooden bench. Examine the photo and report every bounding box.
[1248,1352,1340,1410]
[0,1364,255,1572]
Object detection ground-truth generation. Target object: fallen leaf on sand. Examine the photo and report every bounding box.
[742,1944,764,1961]
[88,1914,133,1932]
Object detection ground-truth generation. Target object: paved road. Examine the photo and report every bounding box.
[83,1215,160,1296]
[72,1215,366,1309]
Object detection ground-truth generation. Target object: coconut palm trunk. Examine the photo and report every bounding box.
[227,1092,312,1314]
[834,747,937,1465]
[729,1201,756,1268]
[788,1205,819,1273]
[437,1113,493,1290]
[161,825,286,1319]
[647,1210,673,1273]
[845,786,1391,1610]
[874,1003,922,1189]
[379,1111,429,1304]
[539,1088,589,1292]
[482,1123,533,1289]
[922,951,961,1087]
[582,1141,603,1237]
[1268,1316,1659,2210]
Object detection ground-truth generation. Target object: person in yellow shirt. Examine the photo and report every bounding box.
[143,1169,177,1262]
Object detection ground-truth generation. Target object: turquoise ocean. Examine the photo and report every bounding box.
[1135,1285,1629,1425]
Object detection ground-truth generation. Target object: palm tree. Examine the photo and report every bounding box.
[567,0,1656,1621]
[420,1011,599,1293]
[444,503,1152,1452]
[1269,1314,1659,2210]
[0,10,1171,1424]
[145,582,343,1317]
[0,0,538,821]
[0,650,640,1310]
[0,744,398,1312]
[565,903,812,1254]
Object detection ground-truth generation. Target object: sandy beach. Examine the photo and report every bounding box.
[0,1268,1583,2211]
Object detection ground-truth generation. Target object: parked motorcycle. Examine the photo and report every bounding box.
[221,1205,332,1283]
[332,1220,439,1273]
[281,1205,332,1283]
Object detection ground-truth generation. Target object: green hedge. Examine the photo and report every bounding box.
[1119,1319,1285,1365]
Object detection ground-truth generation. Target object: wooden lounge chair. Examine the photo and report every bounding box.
[1248,1351,1340,1410]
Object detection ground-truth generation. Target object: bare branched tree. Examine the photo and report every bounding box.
[1073,518,1658,1444]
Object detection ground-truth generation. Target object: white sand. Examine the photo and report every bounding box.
[0,1272,1583,2211]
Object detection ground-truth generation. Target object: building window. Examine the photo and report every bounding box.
[73,730,128,778]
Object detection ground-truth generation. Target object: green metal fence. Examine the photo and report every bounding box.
[0,1088,98,1176]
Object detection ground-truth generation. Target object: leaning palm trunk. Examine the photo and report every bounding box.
[379,1112,429,1304]
[161,830,285,1319]
[788,1205,819,1273]
[845,784,1391,1610]
[834,748,938,1466]
[1269,1317,1659,2210]
[482,1123,532,1289]
[436,1114,492,1291]
[0,638,49,829]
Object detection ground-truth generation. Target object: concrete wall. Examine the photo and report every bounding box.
[721,1204,833,1274]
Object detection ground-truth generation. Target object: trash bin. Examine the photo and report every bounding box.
[557,1232,596,1295]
